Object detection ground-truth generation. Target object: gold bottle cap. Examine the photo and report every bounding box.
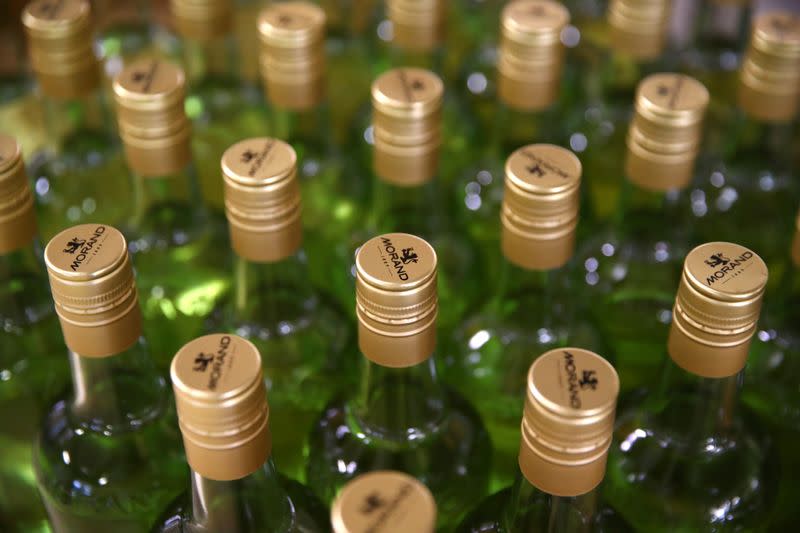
[22,0,100,100]
[169,0,233,41]
[44,224,142,358]
[607,0,671,60]
[331,471,437,533]
[0,134,37,254]
[112,59,192,177]
[171,333,271,481]
[371,68,443,186]
[501,144,581,271]
[738,11,800,123]
[669,242,768,378]
[625,73,710,192]
[386,0,446,52]
[497,0,570,112]
[355,233,438,368]
[221,138,302,263]
[520,348,619,497]
[258,1,326,111]
[792,211,800,268]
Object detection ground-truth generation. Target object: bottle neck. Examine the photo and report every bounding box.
[690,1,748,54]
[269,103,333,153]
[0,238,45,281]
[370,177,444,236]
[353,357,447,440]
[488,103,558,159]
[231,251,311,321]
[69,339,167,431]
[189,458,294,532]
[722,113,796,167]
[183,33,239,82]
[504,471,600,533]
[492,256,567,317]
[40,86,115,148]
[614,177,679,234]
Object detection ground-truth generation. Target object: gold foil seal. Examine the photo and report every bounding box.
[738,11,800,123]
[371,68,443,186]
[792,210,800,268]
[22,0,100,100]
[497,0,570,111]
[112,58,192,177]
[221,138,302,263]
[669,242,768,378]
[625,73,710,192]
[355,233,438,368]
[386,0,446,52]
[44,224,142,358]
[0,134,37,254]
[502,144,581,271]
[169,0,233,41]
[331,471,437,533]
[607,0,671,60]
[171,333,271,481]
[258,1,326,110]
[520,348,619,497]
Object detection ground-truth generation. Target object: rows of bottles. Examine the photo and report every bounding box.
[0,0,798,531]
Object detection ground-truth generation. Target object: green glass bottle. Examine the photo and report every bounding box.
[169,0,269,213]
[689,10,800,273]
[258,1,368,309]
[0,134,69,533]
[743,213,800,530]
[306,233,492,530]
[604,241,777,530]
[448,144,607,490]
[455,0,572,271]
[112,58,230,373]
[568,0,672,222]
[578,73,709,393]
[22,0,130,243]
[152,333,330,532]
[210,137,353,483]
[36,223,187,532]
[457,348,630,533]
[331,471,437,533]
[678,0,750,156]
[448,0,503,84]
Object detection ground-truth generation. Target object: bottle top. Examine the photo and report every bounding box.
[625,73,710,191]
[169,0,233,41]
[171,333,271,481]
[520,348,619,497]
[258,1,326,110]
[386,0,446,52]
[738,11,800,123]
[792,211,800,268]
[22,0,99,99]
[497,0,570,111]
[607,0,671,60]
[502,144,581,271]
[371,68,443,186]
[669,242,768,378]
[221,137,302,263]
[355,233,438,368]
[331,471,437,533]
[113,59,192,177]
[44,224,142,358]
[0,134,37,254]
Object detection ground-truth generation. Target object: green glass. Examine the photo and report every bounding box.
[689,117,798,274]
[208,252,354,482]
[445,259,608,490]
[604,357,777,530]
[180,22,270,213]
[306,355,492,530]
[678,0,749,157]
[0,239,69,533]
[28,88,130,244]
[457,474,631,533]
[577,180,690,393]
[124,163,230,373]
[447,0,503,84]
[152,457,329,532]
[743,261,800,530]
[34,340,187,532]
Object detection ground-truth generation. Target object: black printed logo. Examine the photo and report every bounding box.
[579,370,598,390]
[241,149,257,163]
[400,248,418,265]
[193,353,214,372]
[360,492,386,515]
[704,253,730,268]
[527,163,545,177]
[63,238,86,254]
